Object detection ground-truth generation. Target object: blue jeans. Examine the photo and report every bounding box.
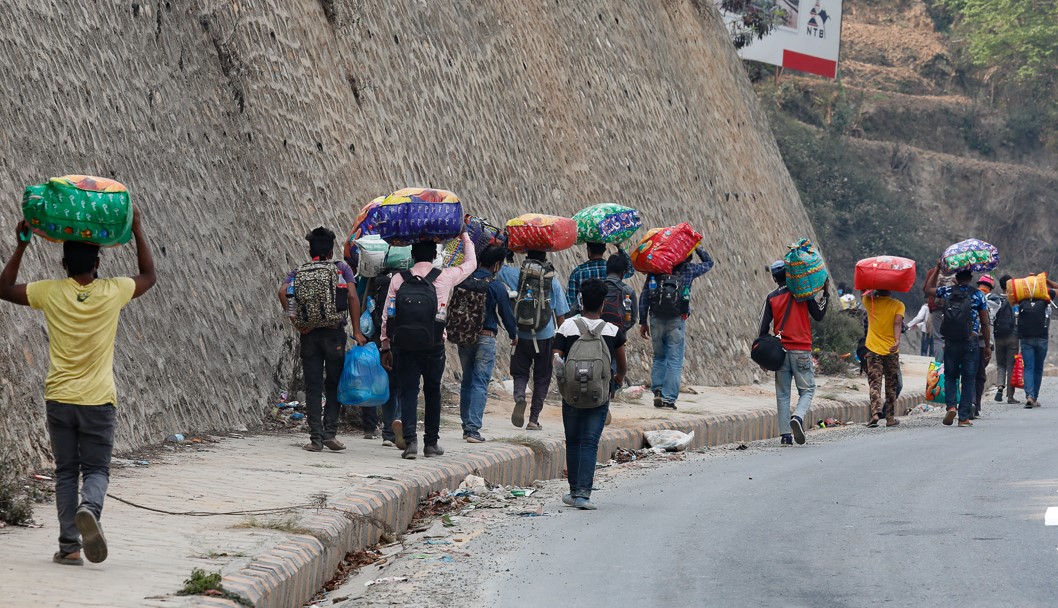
[1020,337,1049,400]
[650,316,686,403]
[944,339,978,421]
[775,350,815,434]
[562,401,610,499]
[458,335,497,434]
[920,332,934,357]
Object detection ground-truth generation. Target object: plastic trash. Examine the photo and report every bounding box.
[458,474,488,492]
[289,412,306,421]
[643,429,695,452]
[337,343,390,407]
[365,576,408,587]
[165,434,184,442]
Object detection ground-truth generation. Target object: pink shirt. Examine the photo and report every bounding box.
[380,233,476,349]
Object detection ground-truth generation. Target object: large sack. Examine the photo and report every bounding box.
[376,187,464,246]
[22,175,132,247]
[338,343,390,407]
[1008,272,1051,304]
[573,203,642,244]
[355,235,413,278]
[505,213,577,253]
[343,196,386,262]
[784,238,828,301]
[854,256,917,292]
[941,239,999,275]
[442,216,503,267]
[630,223,702,275]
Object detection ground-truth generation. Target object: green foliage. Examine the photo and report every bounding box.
[179,569,223,596]
[940,0,1058,86]
[813,310,864,359]
[719,0,789,49]
[816,351,852,376]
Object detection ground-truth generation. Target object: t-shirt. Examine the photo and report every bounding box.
[553,316,626,361]
[864,295,906,355]
[26,277,136,406]
[936,284,988,335]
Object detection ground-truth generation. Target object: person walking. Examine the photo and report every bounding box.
[1016,281,1056,409]
[279,227,365,452]
[553,279,627,510]
[906,302,933,357]
[862,289,905,427]
[361,270,400,445]
[566,242,633,316]
[924,265,950,362]
[757,262,830,445]
[502,249,569,431]
[993,275,1020,404]
[924,264,991,427]
[450,245,518,443]
[0,210,156,566]
[973,276,1003,417]
[639,246,715,410]
[381,234,476,459]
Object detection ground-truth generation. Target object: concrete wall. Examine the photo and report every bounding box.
[0,0,816,467]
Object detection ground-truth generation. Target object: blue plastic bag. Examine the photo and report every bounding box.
[360,297,376,339]
[338,343,389,407]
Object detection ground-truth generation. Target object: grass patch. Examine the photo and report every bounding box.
[234,512,312,535]
[178,568,251,606]
[193,549,249,560]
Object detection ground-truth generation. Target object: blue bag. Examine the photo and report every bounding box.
[360,297,376,339]
[338,343,390,407]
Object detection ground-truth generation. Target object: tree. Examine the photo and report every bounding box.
[719,0,788,49]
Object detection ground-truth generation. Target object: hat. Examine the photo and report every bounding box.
[768,260,785,275]
[977,275,995,289]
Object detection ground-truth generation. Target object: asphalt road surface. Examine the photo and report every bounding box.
[481,382,1058,608]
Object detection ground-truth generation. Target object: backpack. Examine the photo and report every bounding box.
[939,287,974,341]
[292,261,348,330]
[447,274,492,346]
[600,278,633,332]
[993,299,1016,338]
[650,274,688,319]
[557,318,612,409]
[388,269,441,351]
[1017,298,1050,339]
[515,259,555,333]
[368,271,394,341]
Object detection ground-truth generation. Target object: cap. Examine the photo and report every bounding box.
[768,260,785,275]
[977,275,995,288]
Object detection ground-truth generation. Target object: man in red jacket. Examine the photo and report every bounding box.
[758,261,830,446]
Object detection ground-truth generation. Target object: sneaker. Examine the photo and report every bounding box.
[994,389,1004,402]
[465,432,485,444]
[424,444,445,457]
[562,494,577,507]
[662,401,677,410]
[526,421,542,431]
[653,390,663,408]
[74,507,108,564]
[363,432,376,440]
[392,421,406,450]
[574,497,597,510]
[886,418,901,427]
[943,409,956,426]
[790,416,806,445]
[303,442,323,452]
[511,398,527,428]
[322,438,346,451]
[958,420,973,427]
[401,441,418,459]
[381,439,396,448]
[780,434,793,446]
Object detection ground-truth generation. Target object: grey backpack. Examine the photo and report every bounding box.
[557,318,612,409]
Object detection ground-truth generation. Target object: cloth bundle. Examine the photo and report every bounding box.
[853,256,917,292]
[355,235,413,278]
[573,203,642,244]
[22,175,133,247]
[784,238,828,301]
[442,217,503,267]
[343,196,385,264]
[505,213,578,253]
[941,239,999,275]
[630,223,702,275]
[1008,272,1051,304]
[376,187,464,246]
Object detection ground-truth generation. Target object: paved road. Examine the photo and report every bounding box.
[484,383,1058,608]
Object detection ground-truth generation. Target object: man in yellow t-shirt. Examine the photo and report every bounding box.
[863,290,905,428]
[0,209,156,566]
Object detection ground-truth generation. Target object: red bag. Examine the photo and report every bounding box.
[1012,354,1025,389]
[630,223,703,275]
[505,214,577,253]
[853,256,917,292]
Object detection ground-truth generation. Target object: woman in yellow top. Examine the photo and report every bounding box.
[863,290,905,427]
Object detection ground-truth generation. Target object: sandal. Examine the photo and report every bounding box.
[53,551,84,566]
[866,414,880,428]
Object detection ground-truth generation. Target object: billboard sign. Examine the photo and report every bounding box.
[716,0,843,78]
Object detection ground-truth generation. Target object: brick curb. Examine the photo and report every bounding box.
[191,391,926,607]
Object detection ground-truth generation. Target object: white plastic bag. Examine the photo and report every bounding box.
[643,429,695,452]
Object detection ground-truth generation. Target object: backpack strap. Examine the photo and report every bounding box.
[573,317,589,336]
[400,270,414,283]
[775,291,795,338]
[424,268,441,284]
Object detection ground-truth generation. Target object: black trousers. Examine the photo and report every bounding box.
[300,327,346,444]
[394,343,446,446]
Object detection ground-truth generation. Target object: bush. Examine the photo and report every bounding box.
[0,445,34,526]
[813,310,863,358]
[816,351,852,376]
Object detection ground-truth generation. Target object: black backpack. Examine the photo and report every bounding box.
[600,278,633,332]
[447,275,492,346]
[940,287,974,341]
[993,299,1016,338]
[1017,299,1050,339]
[389,269,441,350]
[651,274,688,319]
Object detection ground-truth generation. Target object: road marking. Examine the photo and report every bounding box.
[1046,508,1058,526]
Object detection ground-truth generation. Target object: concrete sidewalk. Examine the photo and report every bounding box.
[0,357,934,608]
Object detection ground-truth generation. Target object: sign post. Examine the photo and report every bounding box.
[716,0,844,79]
